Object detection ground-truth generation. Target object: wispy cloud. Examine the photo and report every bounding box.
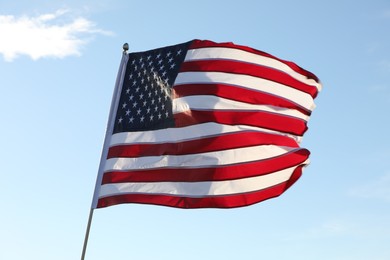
[382,9,390,19]
[0,9,112,61]
[349,172,390,202]
[282,219,352,241]
[378,60,390,73]
[280,215,390,256]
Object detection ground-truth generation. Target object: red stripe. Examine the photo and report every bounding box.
[97,164,303,209]
[189,39,320,91]
[174,110,307,136]
[102,149,309,183]
[173,83,311,115]
[107,131,299,158]
[179,60,318,98]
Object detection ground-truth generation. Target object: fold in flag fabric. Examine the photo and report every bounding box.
[93,39,322,209]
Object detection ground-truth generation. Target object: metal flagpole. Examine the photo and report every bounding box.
[80,209,94,260]
[81,43,129,260]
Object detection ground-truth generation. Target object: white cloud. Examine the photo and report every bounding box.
[382,9,390,19]
[378,60,390,73]
[0,9,112,61]
[283,219,352,241]
[349,172,390,202]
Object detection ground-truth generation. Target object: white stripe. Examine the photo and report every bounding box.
[174,72,315,111]
[104,145,298,171]
[99,163,307,198]
[173,95,309,121]
[184,47,322,91]
[109,122,302,146]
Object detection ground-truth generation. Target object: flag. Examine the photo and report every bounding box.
[92,39,321,209]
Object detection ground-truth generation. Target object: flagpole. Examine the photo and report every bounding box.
[81,43,129,260]
[80,208,94,260]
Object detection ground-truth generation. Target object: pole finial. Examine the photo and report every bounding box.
[123,43,129,53]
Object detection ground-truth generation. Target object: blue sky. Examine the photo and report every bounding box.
[1,1,390,259]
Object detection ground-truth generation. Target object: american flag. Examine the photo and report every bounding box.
[93,39,321,209]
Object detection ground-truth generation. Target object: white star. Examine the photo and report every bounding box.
[146,107,151,114]
[158,113,162,119]
[129,116,135,123]
[170,63,176,69]
[137,108,141,115]
[177,49,182,55]
[150,114,154,121]
[129,94,134,100]
[140,116,145,122]
[125,109,130,116]
[132,101,138,108]
[118,117,123,123]
[122,103,127,108]
[156,79,163,87]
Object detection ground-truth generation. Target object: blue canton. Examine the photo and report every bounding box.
[114,41,191,133]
